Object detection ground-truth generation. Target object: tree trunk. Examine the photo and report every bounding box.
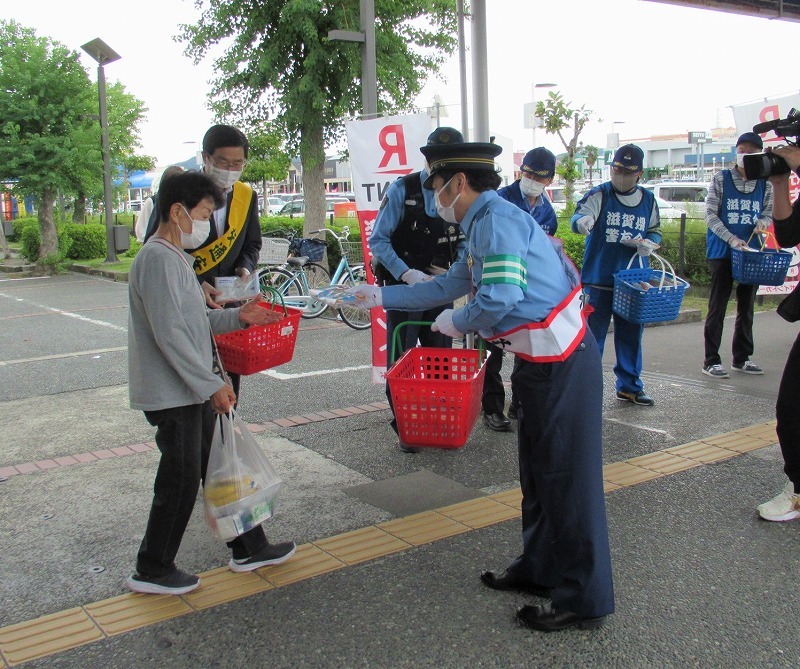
[0,219,10,260]
[300,123,327,239]
[73,193,87,222]
[38,188,58,259]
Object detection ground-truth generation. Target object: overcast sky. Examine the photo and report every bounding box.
[8,0,800,167]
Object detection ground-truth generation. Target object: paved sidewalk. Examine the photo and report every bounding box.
[0,273,798,668]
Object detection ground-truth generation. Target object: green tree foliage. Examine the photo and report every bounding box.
[179,0,459,233]
[583,144,599,186]
[0,20,96,257]
[536,91,597,216]
[241,125,292,196]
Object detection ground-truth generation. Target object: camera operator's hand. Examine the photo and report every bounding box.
[728,236,748,251]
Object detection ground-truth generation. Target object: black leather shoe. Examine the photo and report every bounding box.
[483,412,512,432]
[516,601,606,632]
[399,442,421,454]
[480,570,550,598]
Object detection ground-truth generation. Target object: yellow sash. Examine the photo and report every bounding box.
[191,181,254,275]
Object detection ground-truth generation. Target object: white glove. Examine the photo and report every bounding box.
[636,239,658,257]
[401,269,429,286]
[575,215,594,236]
[343,284,382,308]
[431,309,462,338]
[728,236,748,250]
[755,217,770,233]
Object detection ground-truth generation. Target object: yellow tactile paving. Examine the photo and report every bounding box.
[0,607,103,667]
[734,421,777,442]
[626,451,700,475]
[0,422,780,667]
[702,431,775,453]
[379,511,470,545]
[182,567,273,611]
[603,461,663,487]
[489,487,523,509]
[314,526,409,564]
[261,543,346,587]
[665,440,738,463]
[437,497,521,528]
[85,592,193,636]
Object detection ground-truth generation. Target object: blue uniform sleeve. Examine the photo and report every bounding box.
[451,207,529,334]
[381,256,472,309]
[532,197,558,236]
[368,179,408,282]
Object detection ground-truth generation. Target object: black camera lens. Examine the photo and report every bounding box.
[742,152,791,180]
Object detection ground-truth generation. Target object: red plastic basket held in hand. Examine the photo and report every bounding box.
[384,321,489,449]
[214,288,302,375]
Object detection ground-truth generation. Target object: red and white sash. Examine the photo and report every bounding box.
[486,286,586,363]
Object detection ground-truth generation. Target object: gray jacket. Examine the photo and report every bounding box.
[128,239,242,411]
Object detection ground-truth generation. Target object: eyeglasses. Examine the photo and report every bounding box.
[209,155,246,171]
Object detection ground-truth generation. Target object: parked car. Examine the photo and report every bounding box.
[277,197,349,217]
[263,196,285,215]
[640,181,708,211]
[654,195,685,220]
[545,185,583,213]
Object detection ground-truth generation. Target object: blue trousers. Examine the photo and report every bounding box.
[508,333,614,617]
[585,285,644,395]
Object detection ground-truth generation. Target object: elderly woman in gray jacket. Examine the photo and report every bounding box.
[126,171,295,595]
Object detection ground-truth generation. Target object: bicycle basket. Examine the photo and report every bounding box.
[289,238,327,262]
[258,238,290,266]
[340,240,364,264]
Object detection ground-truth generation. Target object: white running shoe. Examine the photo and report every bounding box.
[756,481,800,522]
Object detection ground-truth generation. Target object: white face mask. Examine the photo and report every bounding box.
[519,177,546,198]
[611,172,639,193]
[206,162,242,190]
[434,177,461,224]
[179,206,211,249]
[735,153,747,169]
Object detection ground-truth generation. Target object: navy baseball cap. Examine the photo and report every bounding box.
[521,148,556,179]
[611,144,644,173]
[736,132,763,150]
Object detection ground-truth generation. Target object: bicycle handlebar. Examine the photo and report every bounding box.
[310,226,350,241]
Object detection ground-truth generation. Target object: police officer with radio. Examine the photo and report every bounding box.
[369,127,466,452]
[348,136,614,632]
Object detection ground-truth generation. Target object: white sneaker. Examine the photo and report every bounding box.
[756,482,800,522]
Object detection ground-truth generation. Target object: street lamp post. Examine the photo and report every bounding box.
[328,0,377,119]
[609,121,625,150]
[81,38,121,263]
[531,82,557,147]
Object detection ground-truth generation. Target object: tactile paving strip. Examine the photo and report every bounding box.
[0,421,778,666]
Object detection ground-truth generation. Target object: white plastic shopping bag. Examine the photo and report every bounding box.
[204,410,285,541]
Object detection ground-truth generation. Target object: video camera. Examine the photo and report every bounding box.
[742,109,800,179]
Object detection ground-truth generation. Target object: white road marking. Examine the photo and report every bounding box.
[261,364,371,380]
[0,291,127,332]
[0,347,128,366]
[604,416,671,436]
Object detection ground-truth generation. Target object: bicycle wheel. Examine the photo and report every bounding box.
[337,265,371,330]
[300,262,331,319]
[260,268,302,309]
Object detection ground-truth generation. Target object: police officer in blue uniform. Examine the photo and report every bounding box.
[347,133,615,631]
[571,144,662,406]
[370,128,466,452]
[492,147,559,424]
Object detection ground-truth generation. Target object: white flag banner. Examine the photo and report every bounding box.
[345,113,432,383]
[731,93,800,146]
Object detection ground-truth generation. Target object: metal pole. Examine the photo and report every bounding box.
[470,0,489,142]
[98,64,116,263]
[531,84,537,148]
[457,0,469,139]
[360,0,378,118]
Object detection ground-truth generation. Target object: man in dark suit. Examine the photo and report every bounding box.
[193,124,262,308]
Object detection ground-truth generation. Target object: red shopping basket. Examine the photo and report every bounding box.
[384,321,488,449]
[214,294,301,375]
